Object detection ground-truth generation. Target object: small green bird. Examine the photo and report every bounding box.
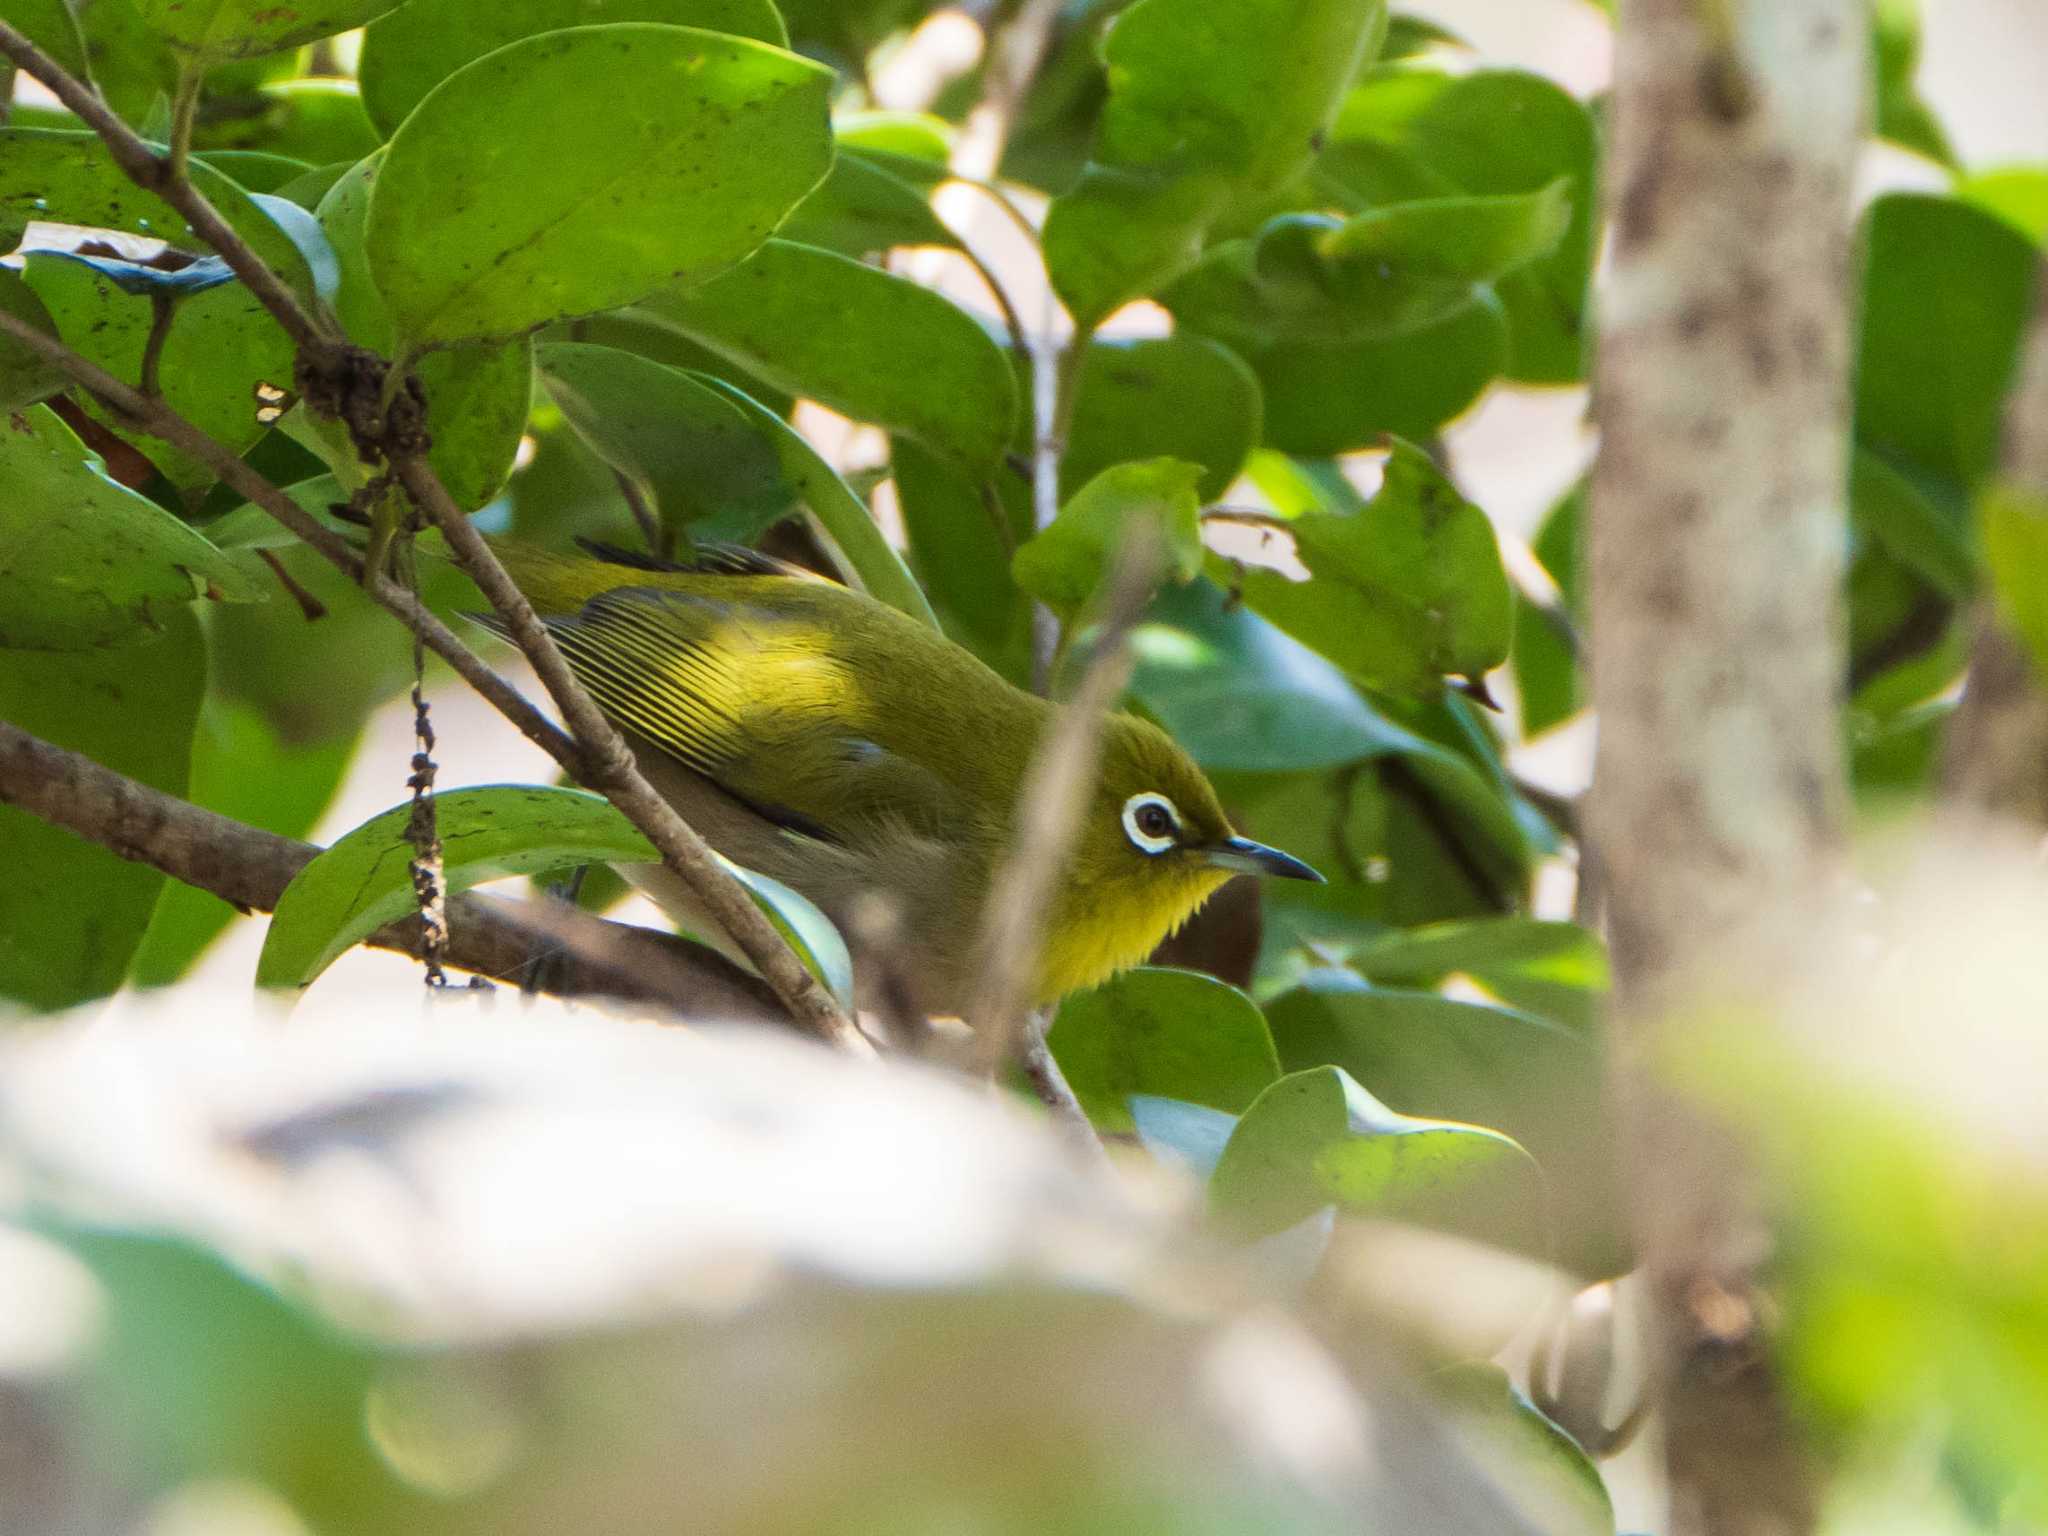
[479,538,1321,1015]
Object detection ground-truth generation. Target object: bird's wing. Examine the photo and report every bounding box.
[488,584,962,842]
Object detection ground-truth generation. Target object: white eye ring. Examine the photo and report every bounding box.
[1121,792,1181,855]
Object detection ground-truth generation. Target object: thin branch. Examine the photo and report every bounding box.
[166,63,202,182]
[395,455,875,1056]
[0,305,579,773]
[0,718,784,1018]
[956,237,1031,361]
[0,19,328,352]
[967,529,1161,1085]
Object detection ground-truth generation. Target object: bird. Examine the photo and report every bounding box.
[474,537,1322,1016]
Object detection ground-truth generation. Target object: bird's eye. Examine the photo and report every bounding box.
[1121,792,1181,855]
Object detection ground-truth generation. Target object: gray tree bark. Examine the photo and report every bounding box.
[1941,271,2048,823]
[1588,2,1866,1531]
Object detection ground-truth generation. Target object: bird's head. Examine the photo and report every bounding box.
[1036,712,1322,1002]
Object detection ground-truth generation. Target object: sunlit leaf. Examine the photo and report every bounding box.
[1013,457,1204,619]
[1048,968,1282,1133]
[365,25,832,346]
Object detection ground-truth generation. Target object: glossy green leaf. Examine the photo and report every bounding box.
[1851,447,1973,601]
[1856,194,2038,494]
[68,0,181,124]
[133,0,400,61]
[0,127,316,284]
[192,78,380,166]
[890,436,1032,676]
[365,25,833,346]
[259,785,852,1000]
[1432,1364,1615,1536]
[642,239,1018,473]
[130,698,357,985]
[0,609,204,1009]
[1215,438,1511,694]
[697,378,939,631]
[193,149,315,194]
[537,341,793,542]
[22,250,294,491]
[1059,333,1264,502]
[1351,916,1606,1033]
[7,0,92,85]
[1250,293,1507,454]
[1047,968,1282,1133]
[358,0,785,137]
[1511,480,1583,738]
[1166,183,1570,348]
[0,270,67,412]
[1981,483,2048,681]
[272,158,353,211]
[1958,166,2048,247]
[1208,1063,1540,1245]
[1129,1094,1239,1180]
[1264,968,1615,1271]
[1871,0,1956,167]
[781,151,960,258]
[311,153,533,509]
[1043,0,1389,327]
[834,109,953,164]
[0,406,262,650]
[1013,458,1204,619]
[1323,69,1598,382]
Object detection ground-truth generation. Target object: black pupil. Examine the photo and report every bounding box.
[1138,804,1172,839]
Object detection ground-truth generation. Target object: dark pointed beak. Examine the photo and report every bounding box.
[1203,836,1325,883]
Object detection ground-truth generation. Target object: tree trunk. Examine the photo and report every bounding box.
[1941,271,2048,823]
[1588,2,1866,1531]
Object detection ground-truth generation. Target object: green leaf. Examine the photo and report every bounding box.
[1851,447,1973,601]
[1323,68,1598,383]
[1059,333,1264,502]
[1129,1095,1239,1180]
[0,270,68,412]
[1046,968,1282,1133]
[1981,483,2048,681]
[1165,183,1571,347]
[1216,438,1511,694]
[1856,194,2039,494]
[780,150,961,258]
[0,608,205,1010]
[1432,1364,1615,1536]
[537,341,793,542]
[834,109,953,164]
[130,698,357,986]
[192,77,380,167]
[891,436,1032,676]
[1043,0,1390,327]
[1510,480,1582,738]
[133,0,401,61]
[365,25,833,347]
[1871,0,1956,167]
[258,784,853,1001]
[68,0,181,124]
[1264,968,1615,1271]
[0,405,262,650]
[641,239,1018,473]
[1208,1064,1540,1245]
[1350,915,1607,1033]
[1249,292,1507,454]
[698,378,939,631]
[193,149,315,194]
[310,152,533,509]
[1012,458,1204,619]
[358,0,786,138]
[0,126,316,285]
[7,0,92,85]
[1958,166,2048,247]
